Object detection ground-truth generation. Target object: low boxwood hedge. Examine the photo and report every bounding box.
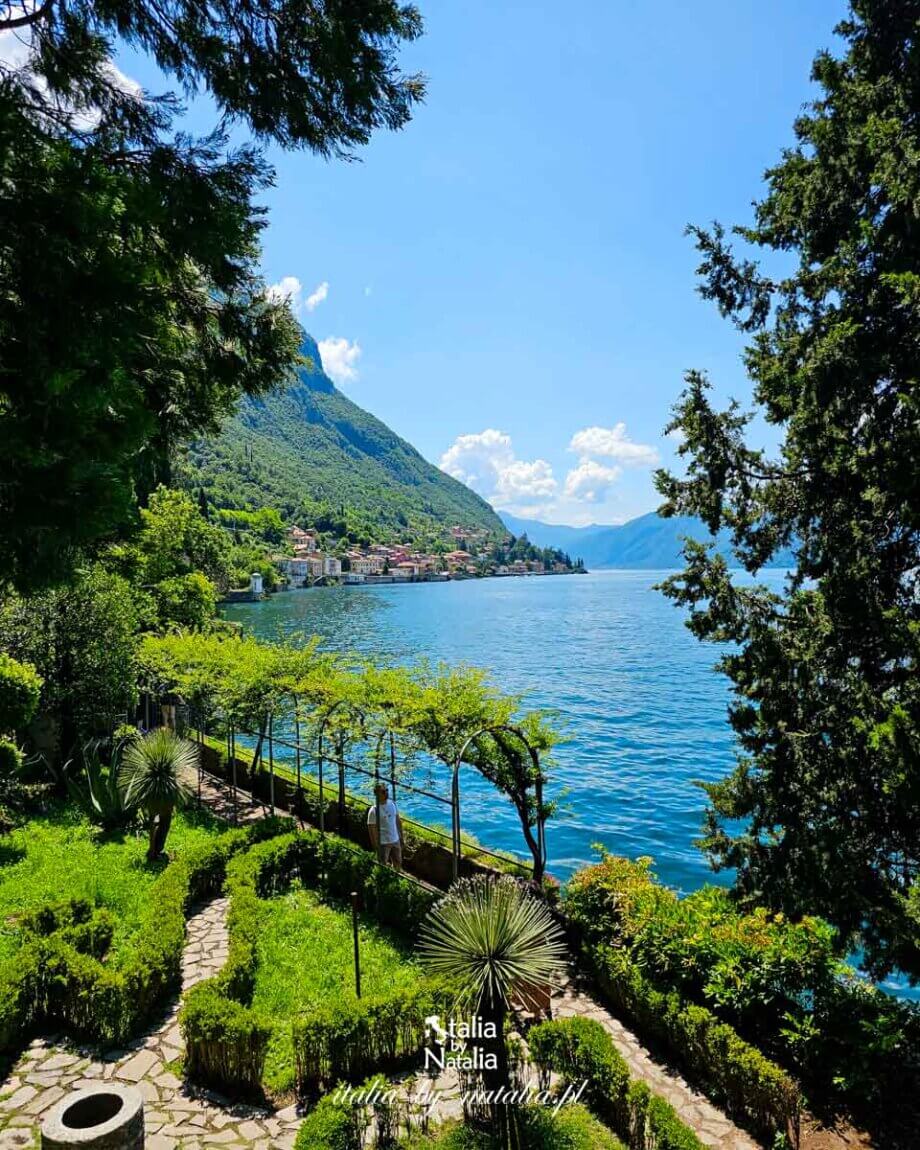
[0,817,286,1055]
[528,1016,705,1150]
[563,851,920,1115]
[293,1093,361,1150]
[181,827,445,1097]
[397,1104,625,1149]
[593,946,800,1147]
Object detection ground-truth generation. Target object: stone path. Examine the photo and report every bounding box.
[553,971,760,1150]
[189,764,273,826]
[0,899,301,1150]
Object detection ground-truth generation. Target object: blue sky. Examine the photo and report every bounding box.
[119,0,845,525]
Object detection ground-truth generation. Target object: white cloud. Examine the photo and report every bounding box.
[1,29,141,129]
[440,430,558,513]
[305,281,329,311]
[318,337,361,386]
[568,423,660,468]
[0,29,32,71]
[266,276,303,310]
[496,458,557,501]
[563,459,621,502]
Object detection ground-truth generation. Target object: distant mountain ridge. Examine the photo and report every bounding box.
[499,511,795,569]
[182,335,505,539]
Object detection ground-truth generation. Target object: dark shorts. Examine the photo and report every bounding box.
[380,842,402,867]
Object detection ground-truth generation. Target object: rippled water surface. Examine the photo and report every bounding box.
[224,570,783,892]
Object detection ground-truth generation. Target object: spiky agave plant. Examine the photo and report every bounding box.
[118,728,196,860]
[418,876,566,1147]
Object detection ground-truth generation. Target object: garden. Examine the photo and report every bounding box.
[0,621,918,1149]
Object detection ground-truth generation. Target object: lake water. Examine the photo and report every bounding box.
[223,569,770,894]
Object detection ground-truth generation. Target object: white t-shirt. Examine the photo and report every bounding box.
[367,798,400,845]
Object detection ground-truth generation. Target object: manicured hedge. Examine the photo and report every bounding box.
[293,1093,361,1150]
[292,984,443,1095]
[528,1016,705,1150]
[0,819,285,1054]
[181,827,444,1096]
[594,947,800,1147]
[564,851,920,1113]
[398,1105,625,1149]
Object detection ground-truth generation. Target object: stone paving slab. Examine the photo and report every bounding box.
[553,972,761,1150]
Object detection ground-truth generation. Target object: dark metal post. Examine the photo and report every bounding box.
[351,891,362,999]
[373,754,383,864]
[196,712,202,810]
[268,712,275,816]
[337,735,346,823]
[294,705,302,809]
[318,739,325,838]
[230,722,238,826]
[389,730,397,800]
[451,765,461,883]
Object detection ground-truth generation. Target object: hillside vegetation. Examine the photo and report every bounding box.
[180,335,504,544]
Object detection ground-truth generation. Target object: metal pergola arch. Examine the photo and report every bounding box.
[451,723,548,883]
[141,688,541,882]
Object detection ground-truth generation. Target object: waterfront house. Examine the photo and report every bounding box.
[289,526,317,552]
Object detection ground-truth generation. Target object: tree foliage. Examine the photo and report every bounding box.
[0,652,43,735]
[0,0,424,589]
[0,566,144,750]
[656,1,920,977]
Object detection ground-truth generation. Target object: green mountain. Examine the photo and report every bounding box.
[180,335,504,541]
[499,510,796,569]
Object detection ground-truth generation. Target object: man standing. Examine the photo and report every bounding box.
[367,782,404,870]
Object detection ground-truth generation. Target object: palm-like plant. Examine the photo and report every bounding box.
[418,876,566,1147]
[67,739,136,833]
[118,728,196,860]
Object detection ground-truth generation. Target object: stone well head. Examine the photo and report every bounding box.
[41,1083,144,1149]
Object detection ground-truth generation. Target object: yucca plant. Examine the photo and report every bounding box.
[118,727,197,860]
[418,876,567,1148]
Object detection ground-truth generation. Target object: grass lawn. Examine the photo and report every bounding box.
[0,802,223,964]
[251,884,428,1094]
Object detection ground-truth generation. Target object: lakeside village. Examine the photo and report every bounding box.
[258,523,586,594]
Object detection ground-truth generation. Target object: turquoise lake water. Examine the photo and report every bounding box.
[223,569,778,894]
[225,568,919,1000]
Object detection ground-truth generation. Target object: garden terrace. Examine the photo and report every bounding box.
[180,827,446,1100]
[0,802,223,966]
[0,804,282,1058]
[254,885,430,1095]
[563,850,920,1146]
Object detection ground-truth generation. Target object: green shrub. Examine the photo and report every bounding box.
[0,821,271,1054]
[181,983,272,1090]
[564,853,838,1050]
[563,850,920,1115]
[0,739,23,775]
[399,1105,625,1149]
[292,984,444,1096]
[528,1016,704,1150]
[181,827,441,1096]
[523,1104,626,1149]
[294,1093,362,1150]
[594,947,800,1147]
[0,652,42,734]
